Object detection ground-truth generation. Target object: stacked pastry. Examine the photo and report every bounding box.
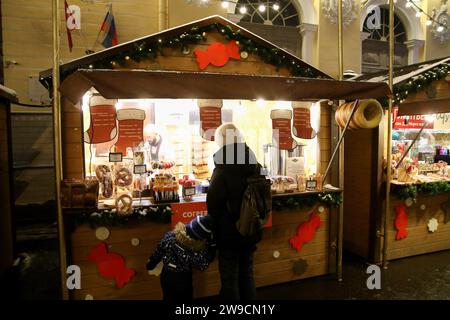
[192,136,210,180]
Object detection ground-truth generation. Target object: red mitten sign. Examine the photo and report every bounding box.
[198,99,222,141]
[289,212,322,252]
[87,242,135,288]
[84,96,117,144]
[394,203,408,240]
[115,109,146,154]
[194,41,240,70]
[271,109,296,150]
[292,102,317,139]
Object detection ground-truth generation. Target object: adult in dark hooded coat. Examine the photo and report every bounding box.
[207,123,263,300]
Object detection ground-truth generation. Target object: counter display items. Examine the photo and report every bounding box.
[35,15,392,301]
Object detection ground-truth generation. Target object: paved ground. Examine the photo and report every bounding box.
[5,233,450,300]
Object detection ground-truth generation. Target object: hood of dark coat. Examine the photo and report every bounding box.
[213,143,259,176]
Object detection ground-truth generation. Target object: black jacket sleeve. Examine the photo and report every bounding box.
[207,167,227,220]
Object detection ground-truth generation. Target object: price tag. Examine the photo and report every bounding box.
[184,187,196,196]
[306,180,317,190]
[134,164,147,174]
[109,152,123,162]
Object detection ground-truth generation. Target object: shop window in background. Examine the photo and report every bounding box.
[81,90,320,204]
[392,113,450,183]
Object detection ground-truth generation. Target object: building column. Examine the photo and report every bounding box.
[299,23,318,65]
[405,39,424,64]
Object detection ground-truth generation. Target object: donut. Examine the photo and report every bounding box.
[95,165,111,183]
[115,168,132,187]
[115,194,133,216]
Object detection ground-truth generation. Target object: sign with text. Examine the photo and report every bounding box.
[199,106,222,141]
[171,201,272,229]
[392,107,433,129]
[84,104,117,144]
[115,109,145,154]
[272,118,294,150]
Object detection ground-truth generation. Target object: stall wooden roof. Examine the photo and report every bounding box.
[40,15,332,81]
[0,84,17,102]
[60,69,391,104]
[354,56,450,116]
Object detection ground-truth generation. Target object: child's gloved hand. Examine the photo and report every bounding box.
[147,261,163,276]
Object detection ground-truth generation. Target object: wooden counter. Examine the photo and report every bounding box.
[68,200,335,300]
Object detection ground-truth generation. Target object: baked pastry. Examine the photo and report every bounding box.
[95,165,111,183]
[115,168,132,187]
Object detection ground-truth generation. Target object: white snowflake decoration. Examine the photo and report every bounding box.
[427,218,439,232]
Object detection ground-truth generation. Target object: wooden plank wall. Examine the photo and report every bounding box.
[62,98,84,179]
[387,194,450,260]
[70,207,330,300]
[319,102,331,176]
[342,129,374,258]
[0,102,14,274]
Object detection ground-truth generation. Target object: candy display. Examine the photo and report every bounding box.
[153,173,179,203]
[179,175,196,200]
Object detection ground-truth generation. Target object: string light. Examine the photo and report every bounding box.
[407,0,450,32]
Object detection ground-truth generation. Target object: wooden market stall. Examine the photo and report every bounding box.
[40,15,390,300]
[345,57,450,263]
[0,85,17,278]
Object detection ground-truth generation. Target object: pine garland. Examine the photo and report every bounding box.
[74,205,173,228]
[379,63,450,107]
[392,181,450,201]
[60,23,322,81]
[272,192,342,211]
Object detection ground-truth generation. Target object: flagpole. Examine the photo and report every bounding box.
[52,0,69,300]
[383,0,395,270]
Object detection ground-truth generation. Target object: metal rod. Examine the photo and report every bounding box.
[322,100,359,185]
[52,0,68,300]
[337,0,344,80]
[337,0,344,281]
[394,121,429,169]
[383,0,395,270]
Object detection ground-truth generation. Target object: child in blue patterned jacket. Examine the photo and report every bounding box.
[146,215,216,302]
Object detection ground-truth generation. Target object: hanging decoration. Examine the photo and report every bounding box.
[272,192,342,211]
[429,0,450,44]
[321,0,358,27]
[270,109,297,151]
[87,242,136,288]
[194,41,240,70]
[198,99,222,141]
[427,218,439,232]
[394,203,408,240]
[292,102,317,139]
[289,212,322,252]
[114,109,146,154]
[84,96,117,144]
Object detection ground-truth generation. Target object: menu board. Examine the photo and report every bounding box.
[115,109,145,154]
[272,118,294,150]
[199,106,222,141]
[84,105,117,144]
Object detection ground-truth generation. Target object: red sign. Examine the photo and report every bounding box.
[115,109,145,154]
[84,104,117,144]
[200,106,222,141]
[171,201,208,228]
[171,201,272,229]
[392,107,433,129]
[272,118,294,150]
